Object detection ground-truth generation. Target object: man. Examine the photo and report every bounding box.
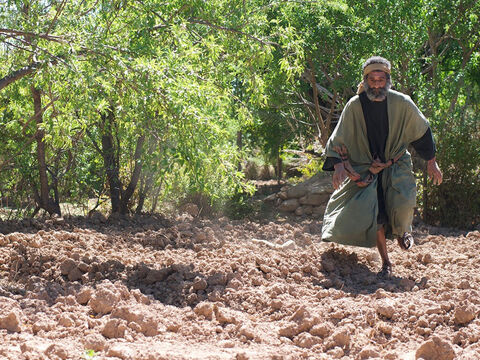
[321,56,442,277]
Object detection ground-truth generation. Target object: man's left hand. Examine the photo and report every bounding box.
[427,157,443,185]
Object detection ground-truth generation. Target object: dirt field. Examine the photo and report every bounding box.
[1,212,479,360]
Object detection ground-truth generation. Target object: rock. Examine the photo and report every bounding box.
[358,345,380,359]
[457,280,470,289]
[264,193,277,202]
[332,329,351,348]
[286,185,308,199]
[238,325,255,340]
[278,322,299,338]
[102,319,126,339]
[0,298,22,332]
[83,333,106,352]
[106,343,137,359]
[251,238,295,250]
[310,324,331,338]
[89,285,120,315]
[278,191,288,200]
[327,346,345,359]
[68,267,84,281]
[280,240,296,250]
[299,193,330,206]
[303,206,313,215]
[294,333,322,348]
[44,344,69,359]
[192,277,208,291]
[312,205,327,217]
[399,278,416,290]
[421,253,433,264]
[194,302,214,320]
[378,323,393,335]
[214,306,238,325]
[236,353,249,360]
[59,259,77,275]
[0,311,22,333]
[278,199,300,212]
[20,340,51,354]
[58,314,75,327]
[32,320,55,334]
[376,301,395,319]
[454,305,477,325]
[131,289,151,305]
[415,336,455,360]
[294,206,305,216]
[145,268,171,284]
[321,259,335,272]
[77,262,90,273]
[76,287,93,305]
[111,305,158,336]
[207,273,227,287]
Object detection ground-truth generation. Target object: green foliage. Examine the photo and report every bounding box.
[0,0,479,225]
[84,349,97,360]
[221,189,257,220]
[299,157,325,179]
[423,109,480,228]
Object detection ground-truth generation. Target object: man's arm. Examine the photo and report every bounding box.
[333,162,347,189]
[427,157,442,185]
[411,128,442,185]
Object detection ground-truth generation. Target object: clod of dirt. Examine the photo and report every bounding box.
[194,301,214,320]
[454,305,477,325]
[294,332,322,348]
[102,318,127,339]
[358,345,381,359]
[83,333,106,352]
[89,281,121,315]
[0,297,22,332]
[111,305,159,336]
[376,300,395,319]
[415,336,456,360]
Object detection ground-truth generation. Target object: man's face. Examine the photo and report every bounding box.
[365,70,389,101]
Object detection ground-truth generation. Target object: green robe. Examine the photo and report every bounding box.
[322,90,429,248]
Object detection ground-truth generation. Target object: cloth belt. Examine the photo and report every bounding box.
[333,145,405,188]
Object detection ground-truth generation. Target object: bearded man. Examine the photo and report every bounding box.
[321,56,443,277]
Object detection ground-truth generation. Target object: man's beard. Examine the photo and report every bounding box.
[364,80,391,101]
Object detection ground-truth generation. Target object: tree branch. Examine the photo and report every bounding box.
[0,28,66,43]
[188,18,278,47]
[0,62,41,91]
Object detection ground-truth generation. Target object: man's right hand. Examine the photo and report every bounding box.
[333,162,347,189]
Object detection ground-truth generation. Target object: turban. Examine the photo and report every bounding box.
[357,62,391,94]
[363,63,391,76]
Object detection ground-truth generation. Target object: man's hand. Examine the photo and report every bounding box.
[427,157,443,185]
[333,162,347,189]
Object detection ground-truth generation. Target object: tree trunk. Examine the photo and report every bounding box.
[120,134,145,214]
[135,171,154,214]
[276,152,283,179]
[150,183,162,213]
[101,111,122,213]
[236,130,243,171]
[32,86,61,216]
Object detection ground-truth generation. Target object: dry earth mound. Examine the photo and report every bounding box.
[0,215,479,359]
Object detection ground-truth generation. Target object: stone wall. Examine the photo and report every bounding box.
[264,173,334,218]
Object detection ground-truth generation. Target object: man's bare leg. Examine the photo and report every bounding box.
[376,226,392,276]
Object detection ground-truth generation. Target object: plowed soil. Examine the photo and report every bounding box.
[0,213,479,360]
